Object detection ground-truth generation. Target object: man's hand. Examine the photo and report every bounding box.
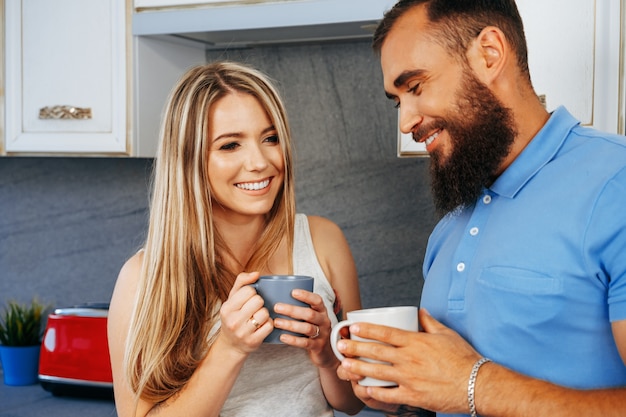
[336,309,482,414]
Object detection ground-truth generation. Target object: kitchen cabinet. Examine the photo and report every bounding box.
[399,0,625,156]
[518,0,623,135]
[132,0,396,49]
[4,0,128,155]
[132,36,205,157]
[130,0,396,157]
[134,0,278,8]
[6,0,618,158]
[0,3,3,155]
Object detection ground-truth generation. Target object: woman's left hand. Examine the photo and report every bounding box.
[273,289,337,369]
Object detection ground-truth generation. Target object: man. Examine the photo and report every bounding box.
[335,1,626,416]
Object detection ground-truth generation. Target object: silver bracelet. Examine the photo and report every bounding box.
[467,357,491,417]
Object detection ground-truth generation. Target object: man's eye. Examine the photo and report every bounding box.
[408,82,421,95]
[394,101,401,109]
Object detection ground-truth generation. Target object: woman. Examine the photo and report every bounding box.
[107,61,364,417]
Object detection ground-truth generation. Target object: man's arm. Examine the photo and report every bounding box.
[337,310,626,417]
[475,319,626,416]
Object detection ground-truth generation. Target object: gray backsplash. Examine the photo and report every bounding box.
[0,40,437,313]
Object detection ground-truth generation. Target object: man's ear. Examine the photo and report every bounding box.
[466,26,508,85]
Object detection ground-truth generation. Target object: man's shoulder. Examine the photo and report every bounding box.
[571,123,626,148]
[558,123,626,174]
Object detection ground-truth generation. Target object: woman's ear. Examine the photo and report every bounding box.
[466,26,508,85]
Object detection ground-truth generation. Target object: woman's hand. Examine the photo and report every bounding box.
[219,271,273,355]
[273,289,338,369]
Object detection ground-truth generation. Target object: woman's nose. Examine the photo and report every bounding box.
[244,144,269,171]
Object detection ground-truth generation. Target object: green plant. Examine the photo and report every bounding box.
[0,299,46,346]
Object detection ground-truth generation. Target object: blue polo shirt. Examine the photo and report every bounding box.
[422,107,626,399]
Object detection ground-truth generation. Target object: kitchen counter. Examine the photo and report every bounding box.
[0,382,115,417]
[0,380,386,416]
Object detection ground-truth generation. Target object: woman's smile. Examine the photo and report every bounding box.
[235,178,272,191]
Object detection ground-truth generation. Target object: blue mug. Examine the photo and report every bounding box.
[252,275,314,343]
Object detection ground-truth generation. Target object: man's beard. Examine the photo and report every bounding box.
[425,70,517,215]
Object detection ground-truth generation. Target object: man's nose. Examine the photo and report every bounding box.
[398,103,423,135]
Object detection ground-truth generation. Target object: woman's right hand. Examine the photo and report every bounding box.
[218,271,273,355]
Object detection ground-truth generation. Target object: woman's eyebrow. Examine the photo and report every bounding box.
[212,125,276,142]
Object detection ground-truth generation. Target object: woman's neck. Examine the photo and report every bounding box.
[213,213,265,268]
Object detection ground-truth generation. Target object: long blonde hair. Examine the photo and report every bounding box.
[124,61,296,405]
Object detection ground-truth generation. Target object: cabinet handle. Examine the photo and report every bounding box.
[39,105,92,120]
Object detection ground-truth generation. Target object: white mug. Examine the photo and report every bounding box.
[330,306,418,386]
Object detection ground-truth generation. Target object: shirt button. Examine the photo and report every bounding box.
[457,262,466,272]
[483,195,492,204]
[469,227,479,236]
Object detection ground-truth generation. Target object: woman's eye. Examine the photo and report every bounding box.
[219,142,239,151]
[264,135,279,144]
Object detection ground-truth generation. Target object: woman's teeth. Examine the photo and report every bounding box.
[424,131,439,147]
[236,179,270,191]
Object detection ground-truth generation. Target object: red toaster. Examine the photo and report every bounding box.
[38,303,113,398]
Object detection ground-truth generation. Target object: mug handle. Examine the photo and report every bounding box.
[330,319,354,361]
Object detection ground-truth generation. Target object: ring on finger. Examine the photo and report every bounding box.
[310,325,320,339]
[249,317,261,330]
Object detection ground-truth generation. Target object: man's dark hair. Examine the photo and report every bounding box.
[373,0,530,82]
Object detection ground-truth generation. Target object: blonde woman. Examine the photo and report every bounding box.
[108,61,364,417]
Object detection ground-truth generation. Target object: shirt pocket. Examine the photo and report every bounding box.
[477,266,563,295]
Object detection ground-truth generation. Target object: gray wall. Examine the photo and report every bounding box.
[0,40,437,313]
[0,158,152,309]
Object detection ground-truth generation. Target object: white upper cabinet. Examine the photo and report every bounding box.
[4,0,128,155]
[5,0,620,157]
[399,0,624,156]
[518,0,623,135]
[132,0,397,49]
[135,0,279,7]
[130,0,398,157]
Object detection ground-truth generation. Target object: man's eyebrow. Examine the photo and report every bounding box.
[384,69,427,101]
[394,69,426,88]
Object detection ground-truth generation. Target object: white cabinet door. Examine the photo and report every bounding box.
[517,0,622,135]
[4,0,127,155]
[399,0,624,156]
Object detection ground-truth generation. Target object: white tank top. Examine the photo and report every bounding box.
[219,214,337,417]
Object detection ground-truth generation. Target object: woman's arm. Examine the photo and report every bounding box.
[307,215,362,319]
[308,215,364,415]
[108,257,270,417]
[272,215,364,414]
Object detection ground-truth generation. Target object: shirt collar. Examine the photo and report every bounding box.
[489,106,580,199]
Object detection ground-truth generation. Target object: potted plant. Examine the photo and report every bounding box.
[0,298,47,385]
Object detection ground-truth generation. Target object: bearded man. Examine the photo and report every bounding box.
[335,1,626,416]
